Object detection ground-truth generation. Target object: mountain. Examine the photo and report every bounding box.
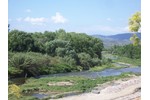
[106,33,141,40]
[91,33,141,48]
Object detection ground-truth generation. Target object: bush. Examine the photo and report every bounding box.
[110,44,141,59]
[90,58,101,67]
[8,67,23,77]
[63,56,77,66]
[8,84,21,99]
[78,53,92,70]
[101,57,112,65]
[52,63,74,73]
[8,52,51,77]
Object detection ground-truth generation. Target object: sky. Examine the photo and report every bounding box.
[8,0,140,35]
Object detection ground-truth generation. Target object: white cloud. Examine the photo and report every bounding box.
[51,12,67,24]
[16,18,22,22]
[25,9,31,13]
[106,18,112,21]
[24,17,47,25]
[79,25,130,35]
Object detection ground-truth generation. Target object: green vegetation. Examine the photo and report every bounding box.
[114,56,141,66]
[8,29,103,78]
[89,64,114,72]
[8,29,141,78]
[103,49,140,66]
[129,12,141,33]
[8,10,141,100]
[9,73,137,100]
[8,28,141,100]
[8,84,21,100]
[109,44,141,59]
[128,11,141,46]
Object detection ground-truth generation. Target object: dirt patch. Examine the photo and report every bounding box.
[57,76,141,100]
[48,81,74,86]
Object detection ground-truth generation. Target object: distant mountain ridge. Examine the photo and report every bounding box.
[92,33,141,40]
[91,33,141,48]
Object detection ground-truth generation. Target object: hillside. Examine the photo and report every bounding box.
[92,33,141,48]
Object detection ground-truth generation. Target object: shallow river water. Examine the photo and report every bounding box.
[40,67,141,79]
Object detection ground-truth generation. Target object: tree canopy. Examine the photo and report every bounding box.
[128,12,141,46]
[129,12,141,32]
[8,29,104,77]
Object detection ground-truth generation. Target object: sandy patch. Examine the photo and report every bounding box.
[54,76,141,100]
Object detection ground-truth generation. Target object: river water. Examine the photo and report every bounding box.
[32,67,140,99]
[40,67,141,79]
[13,66,139,99]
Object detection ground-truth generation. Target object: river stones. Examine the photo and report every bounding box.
[91,90,100,94]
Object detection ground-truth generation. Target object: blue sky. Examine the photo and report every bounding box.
[8,0,140,35]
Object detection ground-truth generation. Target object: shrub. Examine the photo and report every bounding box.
[101,57,112,65]
[8,52,51,77]
[8,84,21,99]
[90,58,101,67]
[78,53,92,70]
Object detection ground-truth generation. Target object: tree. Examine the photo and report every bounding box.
[78,53,92,70]
[8,30,35,52]
[128,12,141,46]
[45,40,69,56]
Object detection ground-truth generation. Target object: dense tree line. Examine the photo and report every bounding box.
[8,29,103,78]
[109,44,141,59]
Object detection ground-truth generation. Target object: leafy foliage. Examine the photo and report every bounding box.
[128,12,141,46]
[9,84,21,99]
[129,12,141,32]
[109,44,141,59]
[8,29,104,77]
[8,52,49,77]
[8,30,34,52]
[130,34,140,46]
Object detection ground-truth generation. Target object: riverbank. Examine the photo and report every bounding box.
[56,76,141,100]
[11,72,139,100]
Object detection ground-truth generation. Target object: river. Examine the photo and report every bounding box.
[40,67,141,79]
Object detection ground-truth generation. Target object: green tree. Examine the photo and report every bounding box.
[110,44,141,59]
[78,53,92,70]
[8,30,34,52]
[45,39,69,56]
[32,32,46,53]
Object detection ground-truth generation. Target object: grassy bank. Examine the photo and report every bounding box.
[89,64,115,72]
[102,51,141,66]
[114,56,141,66]
[9,73,140,100]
